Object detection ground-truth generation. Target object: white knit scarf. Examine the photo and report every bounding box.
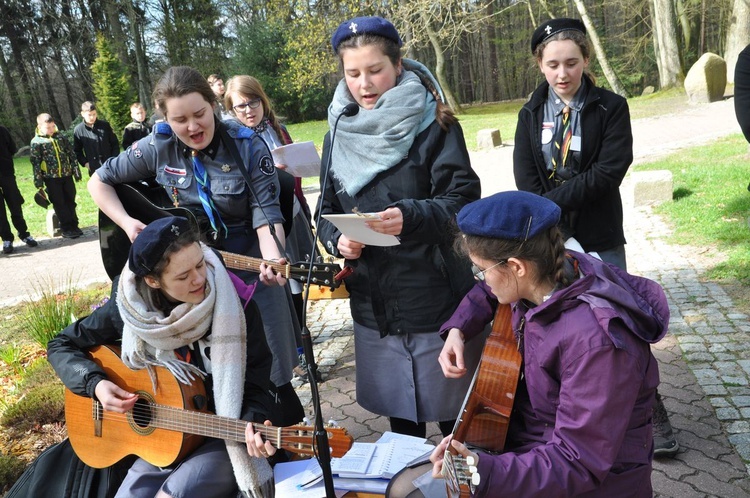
[118,245,274,497]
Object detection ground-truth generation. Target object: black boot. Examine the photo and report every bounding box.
[653,391,679,457]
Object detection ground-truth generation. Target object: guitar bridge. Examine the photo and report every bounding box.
[93,399,103,437]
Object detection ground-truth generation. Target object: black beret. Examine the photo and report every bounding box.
[457,191,561,241]
[331,16,402,53]
[128,216,192,277]
[531,18,586,54]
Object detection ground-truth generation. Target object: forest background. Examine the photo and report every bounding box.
[0,0,749,143]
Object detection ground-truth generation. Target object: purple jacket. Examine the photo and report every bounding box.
[441,252,668,497]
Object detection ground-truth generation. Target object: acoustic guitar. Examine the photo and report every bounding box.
[442,303,521,497]
[65,344,354,469]
[98,182,348,290]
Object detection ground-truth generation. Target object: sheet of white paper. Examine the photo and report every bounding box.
[274,459,347,497]
[322,214,400,247]
[270,141,321,178]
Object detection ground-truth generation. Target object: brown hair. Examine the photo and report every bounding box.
[207,74,222,85]
[224,75,286,141]
[336,34,457,130]
[455,226,572,290]
[130,102,145,111]
[152,66,216,117]
[534,30,597,85]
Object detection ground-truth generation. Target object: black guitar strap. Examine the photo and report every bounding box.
[218,124,287,259]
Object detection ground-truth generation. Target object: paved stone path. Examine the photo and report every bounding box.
[2,97,749,496]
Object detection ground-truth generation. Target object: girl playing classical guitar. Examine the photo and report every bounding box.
[48,217,278,498]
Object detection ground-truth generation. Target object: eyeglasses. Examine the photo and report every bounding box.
[471,260,506,282]
[232,98,262,113]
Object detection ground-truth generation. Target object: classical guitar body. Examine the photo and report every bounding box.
[445,303,522,497]
[65,344,206,469]
[65,345,354,469]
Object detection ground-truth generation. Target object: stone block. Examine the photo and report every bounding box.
[477,128,501,150]
[628,170,673,207]
[46,209,61,237]
[684,52,727,103]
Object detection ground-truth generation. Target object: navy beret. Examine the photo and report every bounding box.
[531,18,586,54]
[331,16,402,53]
[128,216,192,277]
[457,191,561,241]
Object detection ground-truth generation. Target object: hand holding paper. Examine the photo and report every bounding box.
[270,141,321,178]
[322,214,400,247]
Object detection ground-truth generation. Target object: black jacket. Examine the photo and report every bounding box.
[513,75,633,252]
[47,277,273,423]
[317,120,480,336]
[0,125,17,177]
[735,44,750,144]
[73,120,120,174]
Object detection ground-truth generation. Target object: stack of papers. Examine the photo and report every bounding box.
[274,431,435,495]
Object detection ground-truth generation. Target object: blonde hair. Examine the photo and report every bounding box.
[224,75,286,140]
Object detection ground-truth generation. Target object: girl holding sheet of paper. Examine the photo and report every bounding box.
[316,16,483,439]
[225,75,315,349]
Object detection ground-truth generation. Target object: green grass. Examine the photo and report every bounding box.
[10,157,99,239]
[633,134,750,284]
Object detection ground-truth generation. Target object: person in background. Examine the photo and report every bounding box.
[148,98,165,127]
[0,124,37,253]
[73,101,120,176]
[30,113,83,239]
[122,102,151,150]
[427,191,667,497]
[734,43,750,192]
[207,74,231,120]
[317,16,483,438]
[88,65,305,429]
[512,17,678,457]
[47,216,277,497]
[224,74,315,377]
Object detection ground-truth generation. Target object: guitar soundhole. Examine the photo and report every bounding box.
[127,391,157,436]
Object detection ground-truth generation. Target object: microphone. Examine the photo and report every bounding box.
[341,102,360,117]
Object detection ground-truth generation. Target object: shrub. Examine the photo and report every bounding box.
[19,275,79,348]
[0,453,26,495]
[1,384,65,432]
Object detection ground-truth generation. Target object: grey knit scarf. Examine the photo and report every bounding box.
[327,68,437,197]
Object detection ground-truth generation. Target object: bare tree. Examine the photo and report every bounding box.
[651,0,683,88]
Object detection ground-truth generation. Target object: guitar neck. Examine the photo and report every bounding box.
[147,402,302,449]
[217,251,289,279]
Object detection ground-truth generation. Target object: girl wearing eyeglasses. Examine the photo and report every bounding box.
[225,76,315,343]
[417,191,667,497]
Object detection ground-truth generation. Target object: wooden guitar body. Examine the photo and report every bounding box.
[444,303,522,497]
[65,345,354,469]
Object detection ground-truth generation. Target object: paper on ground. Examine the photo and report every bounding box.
[270,141,321,177]
[321,214,400,246]
[273,459,347,497]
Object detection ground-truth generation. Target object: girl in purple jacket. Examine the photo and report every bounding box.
[425,191,668,497]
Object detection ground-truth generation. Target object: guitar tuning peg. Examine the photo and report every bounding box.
[304,253,311,262]
[326,419,339,428]
[303,416,311,426]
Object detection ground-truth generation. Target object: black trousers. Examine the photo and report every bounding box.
[44,176,79,232]
[0,175,29,241]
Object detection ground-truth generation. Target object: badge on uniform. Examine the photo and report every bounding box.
[133,148,142,158]
[259,156,275,176]
[541,121,554,144]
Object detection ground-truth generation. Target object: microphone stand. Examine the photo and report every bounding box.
[300,103,359,498]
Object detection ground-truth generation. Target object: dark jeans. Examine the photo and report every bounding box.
[0,175,29,241]
[44,176,79,232]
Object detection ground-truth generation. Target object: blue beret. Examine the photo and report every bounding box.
[531,18,586,54]
[331,16,402,53]
[128,216,192,276]
[457,191,561,241]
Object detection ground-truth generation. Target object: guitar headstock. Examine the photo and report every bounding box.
[288,260,344,289]
[277,424,353,458]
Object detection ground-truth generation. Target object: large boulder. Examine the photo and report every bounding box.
[684,53,727,103]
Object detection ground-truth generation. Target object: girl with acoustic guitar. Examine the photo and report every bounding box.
[47,216,278,498]
[425,191,668,497]
[87,66,305,428]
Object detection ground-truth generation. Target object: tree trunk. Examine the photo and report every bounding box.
[423,18,462,113]
[124,0,152,108]
[650,0,683,88]
[572,0,630,97]
[0,50,29,136]
[725,0,750,84]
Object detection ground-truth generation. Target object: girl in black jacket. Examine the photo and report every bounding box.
[47,217,277,498]
[513,18,633,270]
